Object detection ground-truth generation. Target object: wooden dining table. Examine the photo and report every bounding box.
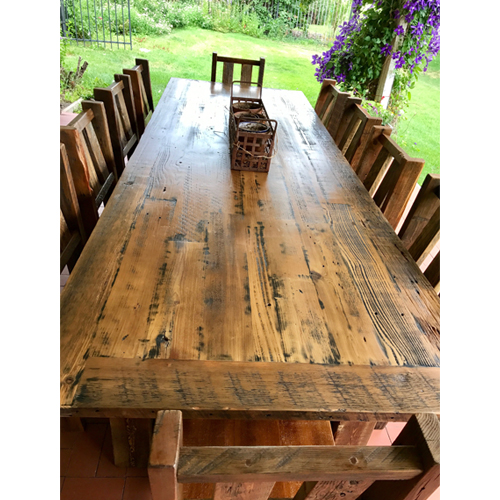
[60,77,440,498]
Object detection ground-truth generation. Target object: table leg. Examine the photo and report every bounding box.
[109,417,153,468]
[148,411,183,500]
[333,421,376,445]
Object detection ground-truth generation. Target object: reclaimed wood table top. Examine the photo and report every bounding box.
[60,78,440,420]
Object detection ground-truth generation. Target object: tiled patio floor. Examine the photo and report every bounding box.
[60,420,439,499]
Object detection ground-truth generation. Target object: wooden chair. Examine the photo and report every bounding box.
[123,58,154,137]
[211,52,265,87]
[398,174,440,293]
[355,125,425,230]
[148,411,440,500]
[60,143,87,273]
[94,74,139,177]
[60,100,118,238]
[314,80,361,140]
[335,103,382,170]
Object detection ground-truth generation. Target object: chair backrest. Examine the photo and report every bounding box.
[398,174,440,288]
[60,100,118,237]
[336,103,382,168]
[148,411,440,500]
[123,58,154,137]
[60,143,87,273]
[355,126,425,229]
[314,80,362,141]
[211,52,265,87]
[94,75,139,176]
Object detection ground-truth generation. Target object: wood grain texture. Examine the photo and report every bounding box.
[148,411,183,500]
[61,78,440,416]
[177,445,423,483]
[214,482,275,500]
[66,358,439,420]
[180,419,334,500]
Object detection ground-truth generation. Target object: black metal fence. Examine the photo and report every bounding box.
[60,0,132,49]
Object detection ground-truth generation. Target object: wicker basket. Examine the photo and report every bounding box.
[229,82,277,172]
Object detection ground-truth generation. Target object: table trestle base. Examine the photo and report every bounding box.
[148,411,439,500]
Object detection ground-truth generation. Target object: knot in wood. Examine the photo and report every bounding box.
[349,456,359,465]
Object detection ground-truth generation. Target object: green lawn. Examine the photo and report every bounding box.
[62,27,439,184]
[392,56,440,184]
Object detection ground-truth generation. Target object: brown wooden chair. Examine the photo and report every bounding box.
[60,100,118,238]
[335,103,382,170]
[123,58,154,137]
[314,80,361,140]
[355,125,425,230]
[211,52,265,87]
[148,411,440,500]
[94,74,139,177]
[60,143,87,273]
[398,174,440,292]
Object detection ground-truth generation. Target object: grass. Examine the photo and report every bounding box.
[62,28,324,107]
[392,55,440,184]
[62,27,439,184]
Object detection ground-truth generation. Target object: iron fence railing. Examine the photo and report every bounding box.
[60,0,132,49]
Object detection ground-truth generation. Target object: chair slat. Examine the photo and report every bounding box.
[94,76,138,176]
[408,207,440,266]
[124,58,154,136]
[424,251,440,294]
[60,143,87,272]
[357,127,424,229]
[60,100,118,236]
[222,62,234,85]
[240,64,253,85]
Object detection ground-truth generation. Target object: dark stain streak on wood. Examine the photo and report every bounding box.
[147,332,170,359]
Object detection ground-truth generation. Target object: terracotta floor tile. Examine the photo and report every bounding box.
[123,476,153,500]
[66,423,107,478]
[367,429,391,446]
[386,422,407,443]
[61,477,125,500]
[126,466,149,477]
[61,430,82,450]
[96,425,127,478]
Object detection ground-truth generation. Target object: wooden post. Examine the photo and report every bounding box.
[110,418,153,468]
[360,414,440,500]
[375,20,407,109]
[148,411,183,500]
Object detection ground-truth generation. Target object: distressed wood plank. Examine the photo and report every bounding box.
[67,358,439,420]
[148,411,183,500]
[61,79,440,418]
[177,445,423,483]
